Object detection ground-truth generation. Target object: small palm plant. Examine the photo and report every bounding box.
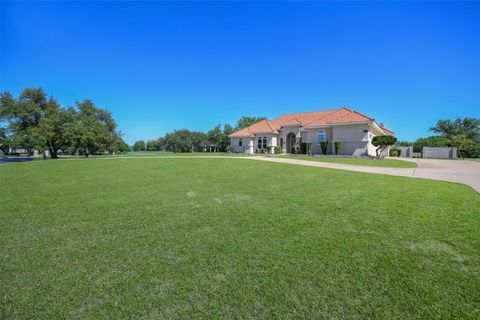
[320,141,328,155]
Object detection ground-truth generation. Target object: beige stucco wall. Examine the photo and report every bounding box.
[253,133,279,153]
[304,127,333,154]
[304,124,374,156]
[230,137,254,154]
[331,124,371,156]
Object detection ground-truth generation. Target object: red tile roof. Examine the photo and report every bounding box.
[378,123,394,135]
[229,107,393,137]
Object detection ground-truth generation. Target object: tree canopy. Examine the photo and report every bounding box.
[448,135,476,159]
[427,117,480,157]
[235,116,267,130]
[132,140,146,151]
[0,87,126,158]
[430,118,480,143]
[143,120,250,153]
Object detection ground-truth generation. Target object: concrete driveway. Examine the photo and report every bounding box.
[393,158,480,193]
[251,156,480,193]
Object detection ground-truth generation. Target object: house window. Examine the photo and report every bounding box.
[317,130,326,144]
[262,137,267,149]
[238,138,242,147]
[258,137,262,149]
[280,138,283,146]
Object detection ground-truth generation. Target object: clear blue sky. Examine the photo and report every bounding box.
[1,1,479,144]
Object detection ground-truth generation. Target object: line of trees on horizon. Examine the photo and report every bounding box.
[0,87,128,158]
[396,117,480,158]
[131,116,267,153]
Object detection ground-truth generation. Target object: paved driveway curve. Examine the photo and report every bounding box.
[251,156,480,193]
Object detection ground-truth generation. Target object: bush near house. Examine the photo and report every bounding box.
[320,141,329,155]
[292,143,301,154]
[305,142,313,155]
[389,147,401,157]
[334,140,342,155]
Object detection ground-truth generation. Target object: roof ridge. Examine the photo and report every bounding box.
[304,109,341,126]
[286,117,301,123]
[265,119,276,131]
[330,112,353,123]
[352,109,374,121]
[278,116,295,126]
[327,108,356,123]
[272,109,338,122]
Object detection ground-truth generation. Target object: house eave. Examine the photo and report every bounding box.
[228,134,254,138]
[303,125,331,129]
[329,121,373,126]
[281,124,303,127]
[253,131,279,134]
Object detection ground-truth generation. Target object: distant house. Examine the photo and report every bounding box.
[228,107,394,156]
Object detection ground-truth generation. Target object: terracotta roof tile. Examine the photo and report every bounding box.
[281,117,302,125]
[228,127,254,137]
[228,119,278,137]
[229,107,393,137]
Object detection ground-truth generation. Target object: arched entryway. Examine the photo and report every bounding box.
[286,132,296,153]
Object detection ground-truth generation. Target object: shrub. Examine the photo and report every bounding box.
[305,142,313,155]
[292,144,301,154]
[372,135,397,157]
[320,141,328,155]
[390,147,401,157]
[334,141,342,155]
[273,146,282,154]
[464,145,480,158]
[256,148,269,154]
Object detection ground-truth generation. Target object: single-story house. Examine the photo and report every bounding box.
[228,107,394,156]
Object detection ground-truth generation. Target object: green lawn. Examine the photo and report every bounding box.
[272,154,418,168]
[80,152,417,169]
[1,158,478,319]
[96,151,255,157]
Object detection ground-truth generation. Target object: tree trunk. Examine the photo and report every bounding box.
[49,145,58,159]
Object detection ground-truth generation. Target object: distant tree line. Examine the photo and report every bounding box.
[397,118,480,158]
[132,116,266,153]
[0,87,128,158]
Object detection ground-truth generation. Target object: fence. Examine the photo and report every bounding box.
[397,146,413,158]
[422,147,457,159]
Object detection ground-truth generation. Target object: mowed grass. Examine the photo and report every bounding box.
[96,151,255,157]
[273,154,417,168]
[1,158,479,319]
